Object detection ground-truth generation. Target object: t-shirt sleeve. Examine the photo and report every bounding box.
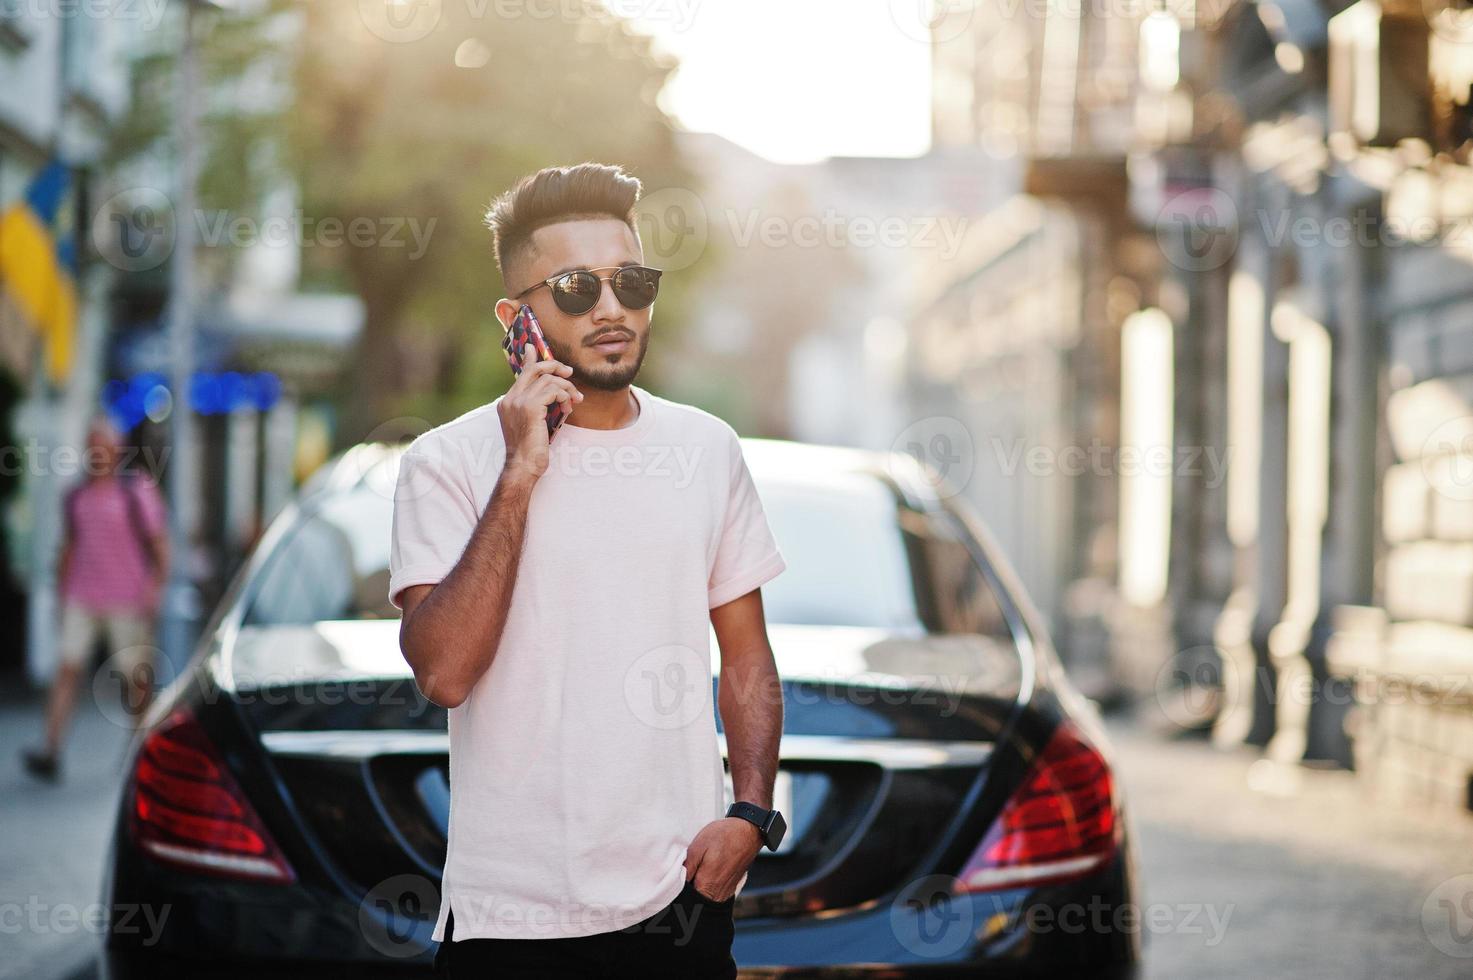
[388,447,479,610]
[707,433,787,610]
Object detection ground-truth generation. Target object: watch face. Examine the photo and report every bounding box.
[765,810,787,851]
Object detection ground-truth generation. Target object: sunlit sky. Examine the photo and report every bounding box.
[628,1,934,164]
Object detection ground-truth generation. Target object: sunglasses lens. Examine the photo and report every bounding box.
[612,267,660,310]
[544,267,661,315]
[551,271,600,315]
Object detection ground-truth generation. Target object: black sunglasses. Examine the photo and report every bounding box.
[514,265,663,317]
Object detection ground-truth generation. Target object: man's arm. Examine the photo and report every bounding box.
[684,587,784,900]
[716,589,783,809]
[394,341,580,709]
[397,467,537,709]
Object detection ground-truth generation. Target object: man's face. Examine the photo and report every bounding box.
[496,218,652,393]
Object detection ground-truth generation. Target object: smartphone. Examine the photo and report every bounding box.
[502,303,571,438]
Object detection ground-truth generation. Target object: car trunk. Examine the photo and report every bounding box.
[231,621,1023,917]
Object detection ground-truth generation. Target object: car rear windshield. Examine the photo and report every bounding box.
[241,467,1014,643]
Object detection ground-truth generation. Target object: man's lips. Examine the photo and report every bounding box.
[589,333,632,353]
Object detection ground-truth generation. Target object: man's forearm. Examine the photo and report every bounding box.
[719,649,783,809]
[402,468,537,704]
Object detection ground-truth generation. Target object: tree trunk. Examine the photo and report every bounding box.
[336,240,415,448]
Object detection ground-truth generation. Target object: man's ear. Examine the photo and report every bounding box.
[493,298,516,331]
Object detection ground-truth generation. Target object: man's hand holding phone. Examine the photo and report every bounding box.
[498,341,582,483]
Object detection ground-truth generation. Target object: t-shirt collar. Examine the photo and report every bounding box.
[553,384,654,444]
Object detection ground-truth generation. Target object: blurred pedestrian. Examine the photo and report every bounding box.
[21,417,169,781]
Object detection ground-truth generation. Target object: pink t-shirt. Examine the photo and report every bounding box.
[387,383,787,941]
[61,476,166,613]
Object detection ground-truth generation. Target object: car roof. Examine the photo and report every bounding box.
[302,437,947,509]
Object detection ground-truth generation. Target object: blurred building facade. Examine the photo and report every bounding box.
[916,0,1204,703]
[1190,0,1473,809]
[921,0,1473,814]
[0,3,360,684]
[1136,0,1473,812]
[0,2,151,680]
[671,131,1005,448]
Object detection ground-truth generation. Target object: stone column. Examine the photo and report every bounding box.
[1213,176,1288,748]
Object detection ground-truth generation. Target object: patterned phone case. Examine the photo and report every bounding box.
[502,304,571,437]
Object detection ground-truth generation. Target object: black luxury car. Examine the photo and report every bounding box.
[101,439,1142,978]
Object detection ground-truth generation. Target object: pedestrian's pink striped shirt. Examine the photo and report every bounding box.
[61,476,166,612]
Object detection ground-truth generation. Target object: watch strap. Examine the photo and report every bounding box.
[727,801,772,845]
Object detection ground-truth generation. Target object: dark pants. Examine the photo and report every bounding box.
[434,879,738,979]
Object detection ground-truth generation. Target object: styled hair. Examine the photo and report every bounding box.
[484,163,643,292]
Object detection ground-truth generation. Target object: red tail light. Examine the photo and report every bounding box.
[128,709,295,884]
[955,721,1117,892]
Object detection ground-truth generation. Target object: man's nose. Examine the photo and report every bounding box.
[590,277,624,320]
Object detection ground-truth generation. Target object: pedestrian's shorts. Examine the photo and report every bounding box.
[58,602,154,673]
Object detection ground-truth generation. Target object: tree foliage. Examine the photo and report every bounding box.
[108,0,698,445]
[284,1,696,443]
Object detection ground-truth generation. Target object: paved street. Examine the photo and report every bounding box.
[1106,717,1473,979]
[6,686,1473,980]
[1,682,128,980]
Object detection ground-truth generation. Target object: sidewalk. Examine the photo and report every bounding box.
[0,673,138,980]
[1105,714,1473,979]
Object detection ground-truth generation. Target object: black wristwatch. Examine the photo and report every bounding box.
[726,801,787,851]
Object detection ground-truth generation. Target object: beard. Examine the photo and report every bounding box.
[545,329,649,392]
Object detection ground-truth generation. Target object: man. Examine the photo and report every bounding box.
[388,162,788,979]
[22,417,168,781]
